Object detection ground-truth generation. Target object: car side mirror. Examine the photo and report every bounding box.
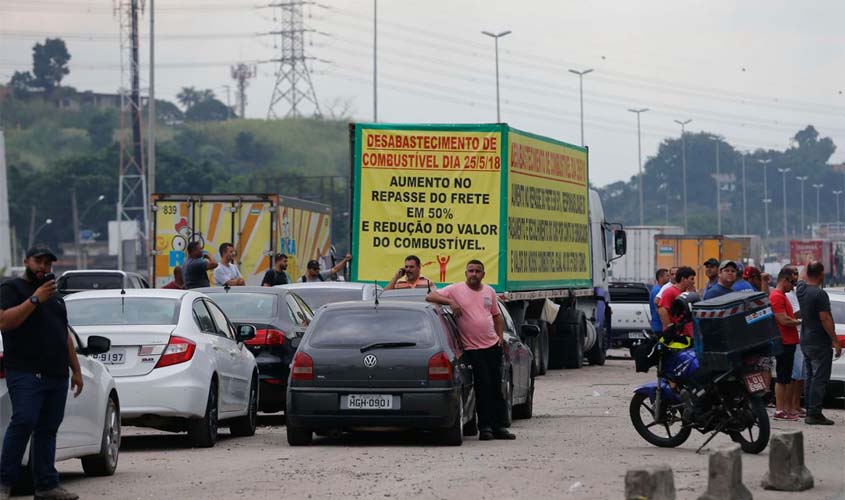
[237,324,256,343]
[84,335,111,355]
[614,229,627,256]
[520,324,541,339]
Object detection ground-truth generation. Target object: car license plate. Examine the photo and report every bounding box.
[344,394,394,410]
[628,331,648,339]
[743,372,767,393]
[91,351,125,364]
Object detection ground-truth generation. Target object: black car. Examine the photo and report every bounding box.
[286,301,477,446]
[198,286,313,413]
[380,288,538,425]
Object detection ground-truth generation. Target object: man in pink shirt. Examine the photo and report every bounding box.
[426,260,514,441]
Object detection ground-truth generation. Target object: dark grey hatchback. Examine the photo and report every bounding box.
[286,301,477,446]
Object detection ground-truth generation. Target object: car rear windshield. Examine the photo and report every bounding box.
[609,285,652,303]
[66,298,180,326]
[293,288,365,309]
[207,293,277,320]
[60,274,123,291]
[309,308,434,348]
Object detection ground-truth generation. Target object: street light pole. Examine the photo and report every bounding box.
[481,30,511,123]
[373,0,378,122]
[674,119,692,233]
[763,198,772,243]
[812,183,824,225]
[570,68,594,146]
[741,154,747,234]
[715,141,721,234]
[796,176,808,238]
[627,107,649,226]
[778,168,791,246]
[28,218,53,248]
[759,158,772,247]
[834,190,843,222]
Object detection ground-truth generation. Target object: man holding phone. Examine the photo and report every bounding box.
[385,255,434,290]
[183,241,218,289]
[0,247,82,500]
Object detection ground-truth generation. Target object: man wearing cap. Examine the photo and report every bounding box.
[741,265,770,293]
[261,253,292,287]
[300,253,352,282]
[702,260,741,300]
[701,258,720,296]
[0,247,82,500]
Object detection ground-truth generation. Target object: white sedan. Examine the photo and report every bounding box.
[1,328,120,492]
[824,293,845,405]
[64,289,259,447]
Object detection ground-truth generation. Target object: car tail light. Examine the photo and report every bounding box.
[245,329,285,346]
[428,352,452,381]
[155,336,196,369]
[291,351,313,381]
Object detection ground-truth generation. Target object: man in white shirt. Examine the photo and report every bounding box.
[654,266,679,305]
[214,242,245,287]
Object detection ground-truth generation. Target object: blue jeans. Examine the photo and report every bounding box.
[0,370,68,491]
[802,345,833,417]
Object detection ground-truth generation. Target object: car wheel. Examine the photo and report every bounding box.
[501,373,513,428]
[527,319,549,375]
[442,397,464,446]
[229,377,258,437]
[513,372,534,420]
[188,380,218,448]
[81,394,121,476]
[286,424,313,446]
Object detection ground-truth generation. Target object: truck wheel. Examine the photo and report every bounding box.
[585,323,607,366]
[554,308,585,369]
[527,319,549,375]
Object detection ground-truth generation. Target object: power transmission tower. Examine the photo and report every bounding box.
[266,1,322,119]
[230,63,256,118]
[114,0,148,272]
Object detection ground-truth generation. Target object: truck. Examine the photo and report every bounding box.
[654,235,743,290]
[150,194,332,287]
[610,225,684,284]
[348,123,626,370]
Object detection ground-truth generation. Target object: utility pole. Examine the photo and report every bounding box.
[72,188,81,269]
[627,107,648,225]
[570,68,594,146]
[266,0,322,118]
[482,30,511,123]
[741,153,747,234]
[759,158,772,248]
[812,183,824,225]
[778,167,791,246]
[230,63,257,118]
[796,176,808,238]
[222,84,233,119]
[674,119,692,233]
[373,0,377,122]
[148,0,155,199]
[715,141,721,234]
[834,190,843,222]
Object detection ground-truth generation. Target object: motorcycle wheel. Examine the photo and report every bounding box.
[728,396,770,454]
[629,392,691,448]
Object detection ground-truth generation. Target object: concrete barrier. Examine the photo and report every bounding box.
[624,465,675,500]
[697,444,752,500]
[761,431,814,491]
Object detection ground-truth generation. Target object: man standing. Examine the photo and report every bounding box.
[0,247,83,500]
[658,266,696,337]
[654,266,678,306]
[741,266,769,293]
[796,261,842,425]
[769,268,801,420]
[213,243,245,287]
[385,255,434,290]
[426,260,514,441]
[300,254,351,282]
[162,266,185,290]
[701,258,720,296]
[183,241,218,289]
[261,253,292,287]
[649,268,670,334]
[702,260,740,300]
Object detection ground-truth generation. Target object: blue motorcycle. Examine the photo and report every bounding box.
[629,294,771,454]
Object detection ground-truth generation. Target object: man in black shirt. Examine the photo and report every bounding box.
[183,241,218,289]
[261,253,291,287]
[0,247,82,500]
[796,261,843,425]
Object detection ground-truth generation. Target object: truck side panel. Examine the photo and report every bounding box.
[277,200,332,281]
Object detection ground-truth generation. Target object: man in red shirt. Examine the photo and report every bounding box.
[658,266,696,337]
[769,268,801,420]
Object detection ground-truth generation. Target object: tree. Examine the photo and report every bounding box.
[234,131,269,163]
[9,71,35,96]
[185,98,230,121]
[87,111,118,150]
[31,38,71,92]
[177,87,215,111]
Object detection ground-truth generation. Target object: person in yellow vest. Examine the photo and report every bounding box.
[385,255,434,290]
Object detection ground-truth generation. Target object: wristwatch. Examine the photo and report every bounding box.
[29,296,40,305]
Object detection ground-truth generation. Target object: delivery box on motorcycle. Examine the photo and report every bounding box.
[692,291,781,370]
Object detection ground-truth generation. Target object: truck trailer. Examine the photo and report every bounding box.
[349,123,626,370]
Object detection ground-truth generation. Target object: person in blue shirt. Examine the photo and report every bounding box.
[649,268,670,333]
[702,258,720,296]
[703,260,740,299]
[740,265,770,293]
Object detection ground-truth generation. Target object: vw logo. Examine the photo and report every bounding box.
[363,354,378,368]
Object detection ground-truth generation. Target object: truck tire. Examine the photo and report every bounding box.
[526,319,549,376]
[585,322,607,366]
[553,308,585,369]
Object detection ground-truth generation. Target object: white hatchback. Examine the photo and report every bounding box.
[64,289,259,447]
[0,328,120,491]
[823,293,845,403]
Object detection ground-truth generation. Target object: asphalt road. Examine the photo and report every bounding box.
[51,352,844,500]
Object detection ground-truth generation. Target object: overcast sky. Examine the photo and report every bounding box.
[2,0,843,186]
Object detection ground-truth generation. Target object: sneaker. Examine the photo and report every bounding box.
[805,414,835,426]
[34,486,79,500]
[492,428,516,440]
[774,410,798,421]
[478,428,494,441]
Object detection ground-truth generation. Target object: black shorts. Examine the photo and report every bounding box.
[775,344,797,384]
